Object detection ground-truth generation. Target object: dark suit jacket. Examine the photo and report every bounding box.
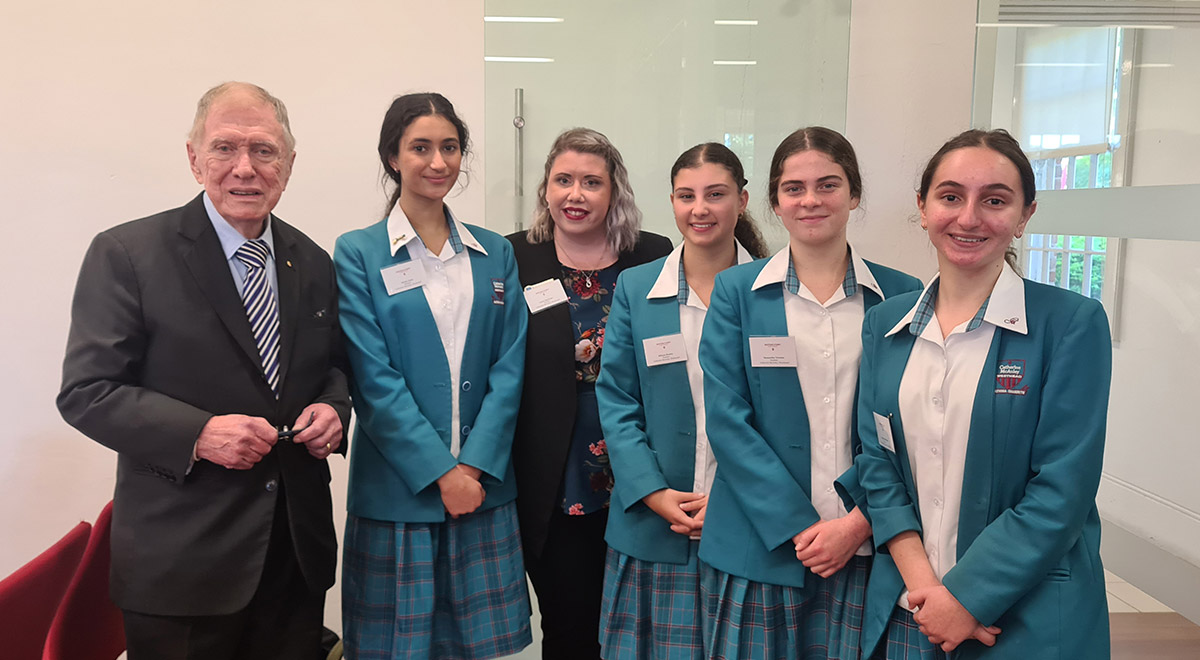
[506,230,672,558]
[57,193,351,617]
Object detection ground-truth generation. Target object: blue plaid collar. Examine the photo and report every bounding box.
[676,257,690,305]
[903,278,990,336]
[646,242,753,303]
[783,250,857,298]
[445,214,465,255]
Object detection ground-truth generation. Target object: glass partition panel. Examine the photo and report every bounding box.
[484,0,852,243]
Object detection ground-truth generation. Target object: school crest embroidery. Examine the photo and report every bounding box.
[491,278,505,305]
[995,359,1029,396]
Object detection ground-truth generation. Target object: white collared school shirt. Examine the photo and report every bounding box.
[646,242,755,503]
[751,245,886,556]
[888,263,1028,608]
[387,204,489,457]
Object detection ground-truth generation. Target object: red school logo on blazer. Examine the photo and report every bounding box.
[995,359,1029,396]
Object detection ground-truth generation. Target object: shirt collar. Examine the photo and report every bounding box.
[750,244,880,299]
[980,263,1028,334]
[886,263,1027,337]
[203,192,275,262]
[647,241,753,302]
[386,203,487,257]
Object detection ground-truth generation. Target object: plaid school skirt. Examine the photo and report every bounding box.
[341,501,532,660]
[600,543,705,660]
[869,606,950,660]
[700,555,868,660]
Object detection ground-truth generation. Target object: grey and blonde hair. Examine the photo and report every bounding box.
[189,81,295,152]
[528,128,641,253]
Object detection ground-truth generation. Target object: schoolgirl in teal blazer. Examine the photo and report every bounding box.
[335,217,527,521]
[855,281,1111,659]
[598,242,753,563]
[697,255,920,587]
[853,128,1112,660]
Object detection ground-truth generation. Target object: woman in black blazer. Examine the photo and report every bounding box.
[508,128,672,659]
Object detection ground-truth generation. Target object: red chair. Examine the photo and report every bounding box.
[44,501,125,660]
[0,520,91,660]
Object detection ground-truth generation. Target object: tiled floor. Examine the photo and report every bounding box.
[1106,569,1174,613]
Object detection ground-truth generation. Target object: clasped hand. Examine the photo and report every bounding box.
[910,585,1001,651]
[643,489,708,536]
[438,465,486,518]
[792,507,871,578]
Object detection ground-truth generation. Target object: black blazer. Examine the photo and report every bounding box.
[506,230,673,558]
[57,194,351,616]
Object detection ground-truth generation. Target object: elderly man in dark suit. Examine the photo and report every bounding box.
[57,81,351,660]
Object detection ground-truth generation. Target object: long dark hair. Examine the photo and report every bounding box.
[377,92,471,215]
[671,142,769,259]
[918,128,1034,270]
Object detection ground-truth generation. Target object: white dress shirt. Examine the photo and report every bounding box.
[886,264,1028,608]
[387,204,488,458]
[751,245,886,556]
[645,241,754,503]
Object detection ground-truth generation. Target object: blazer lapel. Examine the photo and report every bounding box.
[958,330,1004,554]
[272,219,301,394]
[526,239,577,368]
[749,285,808,425]
[177,196,264,377]
[643,293,694,436]
[877,330,920,505]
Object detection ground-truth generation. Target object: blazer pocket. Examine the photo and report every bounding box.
[1046,567,1071,582]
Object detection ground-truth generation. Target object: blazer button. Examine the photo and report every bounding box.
[265,479,278,492]
[461,425,471,437]
[461,380,472,392]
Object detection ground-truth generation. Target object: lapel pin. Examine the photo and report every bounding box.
[286,260,293,268]
[392,234,406,246]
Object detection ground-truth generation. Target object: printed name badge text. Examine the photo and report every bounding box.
[749,336,798,368]
[381,260,428,296]
[643,334,688,367]
[524,278,570,314]
[873,412,896,453]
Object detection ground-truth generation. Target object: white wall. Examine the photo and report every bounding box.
[0,0,484,633]
[843,0,978,280]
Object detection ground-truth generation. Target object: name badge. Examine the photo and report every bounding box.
[873,412,896,454]
[524,278,569,314]
[642,334,687,367]
[380,260,427,296]
[748,336,797,368]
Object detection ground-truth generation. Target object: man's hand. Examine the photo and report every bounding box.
[437,466,486,518]
[195,414,277,469]
[793,507,872,578]
[290,403,343,459]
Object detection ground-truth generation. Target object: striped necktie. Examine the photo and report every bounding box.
[234,240,281,396]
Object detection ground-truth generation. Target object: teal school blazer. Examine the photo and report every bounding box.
[856,279,1111,659]
[334,219,527,523]
[697,256,920,588]
[597,251,740,564]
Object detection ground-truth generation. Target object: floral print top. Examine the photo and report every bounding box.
[559,264,620,515]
